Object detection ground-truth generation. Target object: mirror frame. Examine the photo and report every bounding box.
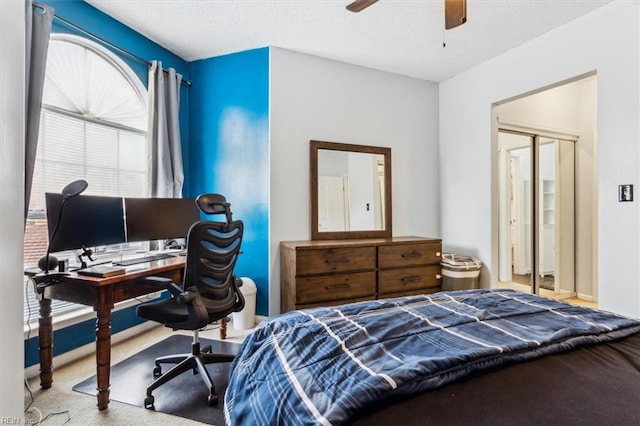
[310,140,392,240]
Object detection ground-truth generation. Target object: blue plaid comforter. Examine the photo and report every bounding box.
[223,289,640,425]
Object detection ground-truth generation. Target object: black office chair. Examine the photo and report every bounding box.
[136,194,245,408]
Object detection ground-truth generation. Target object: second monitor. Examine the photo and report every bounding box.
[124,197,200,243]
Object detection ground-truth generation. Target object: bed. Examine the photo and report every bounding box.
[223,289,640,425]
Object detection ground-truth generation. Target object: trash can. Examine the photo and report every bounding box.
[232,277,257,330]
[441,253,482,291]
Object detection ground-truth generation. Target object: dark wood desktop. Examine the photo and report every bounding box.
[35,256,185,410]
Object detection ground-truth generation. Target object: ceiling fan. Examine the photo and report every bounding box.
[346,0,467,30]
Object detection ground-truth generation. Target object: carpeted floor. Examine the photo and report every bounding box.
[72,335,241,425]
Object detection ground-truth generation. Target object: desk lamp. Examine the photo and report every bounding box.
[35,179,88,287]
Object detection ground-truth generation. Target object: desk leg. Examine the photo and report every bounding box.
[95,305,112,410]
[219,318,227,340]
[38,298,53,389]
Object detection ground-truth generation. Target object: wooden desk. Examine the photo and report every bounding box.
[35,257,185,410]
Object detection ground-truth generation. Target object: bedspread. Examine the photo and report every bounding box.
[223,289,640,425]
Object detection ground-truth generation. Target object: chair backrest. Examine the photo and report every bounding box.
[183,194,245,319]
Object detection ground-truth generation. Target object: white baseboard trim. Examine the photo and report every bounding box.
[24,291,163,337]
[577,293,596,302]
[24,320,159,379]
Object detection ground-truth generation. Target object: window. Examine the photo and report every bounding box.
[24,34,148,325]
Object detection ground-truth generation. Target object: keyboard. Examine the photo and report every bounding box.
[112,252,175,267]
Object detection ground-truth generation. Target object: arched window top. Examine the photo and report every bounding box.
[43,34,147,131]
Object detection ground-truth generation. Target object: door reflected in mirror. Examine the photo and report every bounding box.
[311,141,391,240]
[317,150,385,232]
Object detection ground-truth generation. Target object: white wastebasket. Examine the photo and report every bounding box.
[232,277,257,330]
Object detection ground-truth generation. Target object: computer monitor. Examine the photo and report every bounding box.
[45,193,127,253]
[124,197,200,243]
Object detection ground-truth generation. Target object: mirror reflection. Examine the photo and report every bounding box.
[317,150,385,232]
[311,140,391,240]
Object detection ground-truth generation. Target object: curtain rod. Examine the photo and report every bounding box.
[52,14,192,87]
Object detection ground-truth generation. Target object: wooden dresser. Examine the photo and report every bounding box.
[280,236,442,312]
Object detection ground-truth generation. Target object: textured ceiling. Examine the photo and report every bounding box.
[86,0,611,82]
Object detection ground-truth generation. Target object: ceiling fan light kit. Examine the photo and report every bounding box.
[346,0,467,30]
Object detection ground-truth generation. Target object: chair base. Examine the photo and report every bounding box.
[143,339,235,409]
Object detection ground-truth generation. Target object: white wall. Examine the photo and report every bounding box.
[440,1,640,317]
[270,48,440,314]
[1,0,26,418]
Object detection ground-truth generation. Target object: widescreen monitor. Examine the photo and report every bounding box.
[45,193,126,253]
[124,197,200,243]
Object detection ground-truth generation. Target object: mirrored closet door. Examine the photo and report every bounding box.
[498,130,575,297]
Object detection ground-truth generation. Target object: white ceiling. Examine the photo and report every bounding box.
[86,0,611,82]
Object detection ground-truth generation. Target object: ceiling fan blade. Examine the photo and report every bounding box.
[346,0,379,13]
[445,0,467,29]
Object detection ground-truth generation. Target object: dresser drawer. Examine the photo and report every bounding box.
[378,265,441,294]
[296,271,376,305]
[296,247,376,275]
[378,242,441,269]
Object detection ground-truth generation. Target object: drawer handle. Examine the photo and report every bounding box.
[326,258,351,264]
[401,252,422,259]
[325,283,350,291]
[436,274,442,279]
[401,275,421,283]
[436,252,441,257]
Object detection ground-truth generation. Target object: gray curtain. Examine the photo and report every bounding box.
[24,1,54,221]
[148,60,184,199]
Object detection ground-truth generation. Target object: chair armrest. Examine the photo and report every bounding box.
[136,277,209,330]
[138,276,185,301]
[139,276,202,306]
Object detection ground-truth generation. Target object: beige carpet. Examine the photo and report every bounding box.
[24,324,251,426]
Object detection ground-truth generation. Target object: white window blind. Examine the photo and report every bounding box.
[29,108,148,210]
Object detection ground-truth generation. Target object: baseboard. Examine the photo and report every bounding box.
[24,291,163,336]
[24,320,160,379]
[577,293,596,302]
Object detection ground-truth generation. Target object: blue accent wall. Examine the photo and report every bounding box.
[188,48,270,316]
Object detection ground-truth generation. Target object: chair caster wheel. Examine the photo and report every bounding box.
[153,365,162,377]
[144,395,155,409]
[208,394,219,406]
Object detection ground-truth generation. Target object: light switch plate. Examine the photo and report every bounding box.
[619,184,633,202]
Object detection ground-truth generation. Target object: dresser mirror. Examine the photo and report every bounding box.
[310,140,392,240]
